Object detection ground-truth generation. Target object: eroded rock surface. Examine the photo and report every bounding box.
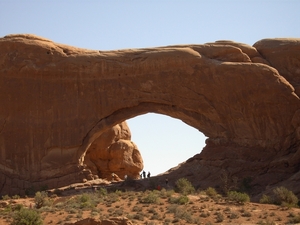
[0,34,300,197]
[84,121,143,180]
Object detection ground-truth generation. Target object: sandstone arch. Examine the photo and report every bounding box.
[1,34,300,197]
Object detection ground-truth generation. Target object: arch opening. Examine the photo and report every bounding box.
[127,113,207,176]
[81,111,207,181]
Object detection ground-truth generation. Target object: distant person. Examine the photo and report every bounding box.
[165,178,168,186]
[142,170,146,179]
[147,172,151,178]
[111,173,116,181]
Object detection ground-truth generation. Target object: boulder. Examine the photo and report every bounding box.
[84,121,143,180]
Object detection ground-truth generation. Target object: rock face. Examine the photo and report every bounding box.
[84,121,143,180]
[0,34,300,197]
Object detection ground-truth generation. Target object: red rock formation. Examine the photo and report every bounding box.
[84,121,143,180]
[0,34,300,197]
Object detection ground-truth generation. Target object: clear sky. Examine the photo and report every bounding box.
[1,0,299,176]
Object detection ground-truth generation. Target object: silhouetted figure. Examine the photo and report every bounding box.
[147,172,151,178]
[142,170,146,179]
[165,178,168,186]
[111,173,116,181]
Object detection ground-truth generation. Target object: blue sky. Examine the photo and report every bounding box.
[1,0,299,175]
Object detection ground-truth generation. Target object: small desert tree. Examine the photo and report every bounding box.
[34,191,48,209]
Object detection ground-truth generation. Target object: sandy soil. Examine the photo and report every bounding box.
[0,180,300,225]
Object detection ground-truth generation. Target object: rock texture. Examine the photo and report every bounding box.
[84,121,143,180]
[0,34,300,197]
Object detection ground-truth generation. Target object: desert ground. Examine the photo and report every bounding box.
[0,178,300,225]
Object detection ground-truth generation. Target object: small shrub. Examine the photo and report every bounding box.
[67,208,77,214]
[227,191,250,204]
[106,192,119,203]
[98,187,108,196]
[174,178,195,195]
[133,213,144,221]
[177,195,189,205]
[219,169,238,193]
[2,195,11,200]
[257,219,276,225]
[169,195,189,205]
[13,204,24,211]
[259,194,272,204]
[229,212,239,219]
[115,190,123,196]
[215,212,224,222]
[78,193,96,209]
[34,191,48,209]
[166,204,178,214]
[205,187,218,197]
[150,213,161,220]
[272,186,298,207]
[160,188,174,199]
[132,205,142,212]
[12,195,20,199]
[140,191,159,204]
[12,208,43,225]
[174,206,193,223]
[223,206,231,212]
[54,202,64,209]
[288,214,300,224]
[241,210,252,217]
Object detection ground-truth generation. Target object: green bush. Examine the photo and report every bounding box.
[34,191,48,209]
[174,178,195,195]
[12,195,20,199]
[140,191,159,204]
[272,186,298,207]
[205,187,218,197]
[259,194,272,204]
[78,193,96,209]
[169,195,189,205]
[177,195,189,205]
[288,214,300,224]
[12,208,43,225]
[159,188,174,199]
[173,206,193,223]
[2,195,11,200]
[227,191,250,204]
[97,187,107,196]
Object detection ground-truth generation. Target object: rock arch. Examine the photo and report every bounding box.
[1,34,300,196]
